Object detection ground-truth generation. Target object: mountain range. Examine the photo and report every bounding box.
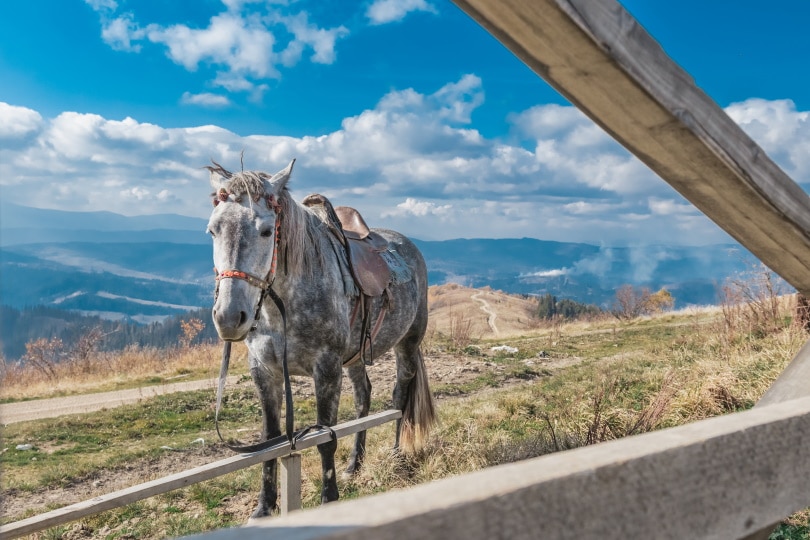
[0,200,761,324]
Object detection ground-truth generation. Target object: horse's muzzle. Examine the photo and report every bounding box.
[212,305,252,342]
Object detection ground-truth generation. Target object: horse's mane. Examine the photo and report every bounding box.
[208,163,326,279]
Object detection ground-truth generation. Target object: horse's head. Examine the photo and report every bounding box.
[206,160,295,341]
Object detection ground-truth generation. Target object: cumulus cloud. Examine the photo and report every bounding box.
[510,104,658,195]
[366,0,437,25]
[0,103,44,139]
[85,1,349,98]
[725,98,810,185]
[2,80,807,244]
[101,14,145,52]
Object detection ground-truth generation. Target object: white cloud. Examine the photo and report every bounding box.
[101,14,145,52]
[366,0,437,25]
[279,12,349,65]
[725,98,810,184]
[181,92,232,107]
[2,83,807,245]
[146,13,278,79]
[84,0,117,11]
[86,3,350,98]
[648,197,695,216]
[0,103,43,139]
[381,198,452,218]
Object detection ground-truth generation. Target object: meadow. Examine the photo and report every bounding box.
[2,286,809,539]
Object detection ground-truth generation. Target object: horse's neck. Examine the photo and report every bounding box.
[275,207,342,295]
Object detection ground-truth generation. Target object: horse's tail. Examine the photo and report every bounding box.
[399,348,437,454]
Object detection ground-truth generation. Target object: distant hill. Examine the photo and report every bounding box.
[427,284,541,339]
[0,203,765,324]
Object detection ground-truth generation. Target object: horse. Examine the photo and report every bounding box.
[205,160,436,517]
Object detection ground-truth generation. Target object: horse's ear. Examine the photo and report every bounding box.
[208,167,229,191]
[265,159,296,193]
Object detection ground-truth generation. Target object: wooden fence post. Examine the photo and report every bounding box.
[280,453,302,515]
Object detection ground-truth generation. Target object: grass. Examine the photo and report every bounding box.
[0,343,251,403]
[2,297,809,538]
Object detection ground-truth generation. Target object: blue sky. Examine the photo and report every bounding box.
[1,0,808,245]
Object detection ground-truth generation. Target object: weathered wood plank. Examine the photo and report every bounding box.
[749,337,810,539]
[757,338,810,406]
[0,409,401,539]
[204,397,810,540]
[450,0,810,295]
[281,454,303,515]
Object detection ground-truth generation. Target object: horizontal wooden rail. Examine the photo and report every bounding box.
[203,397,810,540]
[451,0,810,296]
[0,409,401,540]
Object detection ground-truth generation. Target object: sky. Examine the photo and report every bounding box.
[1,0,809,246]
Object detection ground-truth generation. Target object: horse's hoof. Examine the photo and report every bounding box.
[249,505,273,521]
[246,515,270,526]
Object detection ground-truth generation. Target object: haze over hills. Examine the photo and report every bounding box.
[0,202,762,325]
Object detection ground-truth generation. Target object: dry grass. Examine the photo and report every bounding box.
[0,342,248,402]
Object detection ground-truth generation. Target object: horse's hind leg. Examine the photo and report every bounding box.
[392,329,435,453]
[250,365,282,518]
[392,333,420,449]
[313,354,342,503]
[344,362,371,476]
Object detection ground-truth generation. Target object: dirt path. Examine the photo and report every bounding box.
[0,377,237,425]
[471,291,499,335]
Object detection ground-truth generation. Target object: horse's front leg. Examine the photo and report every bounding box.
[313,355,342,503]
[250,364,282,518]
[344,362,371,477]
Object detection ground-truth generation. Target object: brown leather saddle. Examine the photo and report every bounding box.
[302,194,392,366]
[303,194,391,297]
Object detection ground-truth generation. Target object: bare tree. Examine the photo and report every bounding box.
[23,337,64,380]
[611,285,651,320]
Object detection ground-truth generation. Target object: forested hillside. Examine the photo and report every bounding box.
[0,306,218,361]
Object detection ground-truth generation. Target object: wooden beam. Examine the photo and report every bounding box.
[757,338,810,407]
[0,409,401,539]
[201,397,810,540]
[450,0,810,295]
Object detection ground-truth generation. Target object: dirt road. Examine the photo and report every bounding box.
[0,377,237,425]
[471,290,499,335]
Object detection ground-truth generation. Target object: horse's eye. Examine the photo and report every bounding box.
[260,229,273,238]
[207,229,216,238]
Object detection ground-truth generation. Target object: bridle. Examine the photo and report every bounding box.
[213,192,283,332]
[211,191,333,453]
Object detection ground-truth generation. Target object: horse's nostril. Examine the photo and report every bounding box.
[239,311,247,326]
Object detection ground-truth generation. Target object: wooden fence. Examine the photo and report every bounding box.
[0,410,401,539]
[199,1,810,538]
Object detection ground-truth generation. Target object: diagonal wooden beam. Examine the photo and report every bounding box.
[451,0,810,295]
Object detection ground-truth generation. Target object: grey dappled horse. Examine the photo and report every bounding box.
[206,160,436,517]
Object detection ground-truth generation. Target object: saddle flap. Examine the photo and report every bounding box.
[346,235,391,297]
